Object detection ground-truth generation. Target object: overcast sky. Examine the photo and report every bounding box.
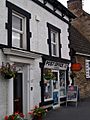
[58,0,90,14]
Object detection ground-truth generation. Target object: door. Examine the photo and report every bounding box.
[52,70,60,108]
[13,73,23,113]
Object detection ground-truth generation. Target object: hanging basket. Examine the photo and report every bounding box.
[3,74,13,79]
[0,62,17,79]
[43,69,55,80]
[71,63,82,71]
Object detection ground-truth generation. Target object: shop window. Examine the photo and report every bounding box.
[47,23,61,57]
[43,68,54,100]
[44,80,52,100]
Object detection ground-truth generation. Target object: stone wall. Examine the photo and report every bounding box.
[74,55,90,99]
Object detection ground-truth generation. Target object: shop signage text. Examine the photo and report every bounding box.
[45,60,68,69]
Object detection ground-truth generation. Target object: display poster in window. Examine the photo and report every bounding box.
[53,91,59,105]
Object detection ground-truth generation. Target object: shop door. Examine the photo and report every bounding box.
[52,70,60,108]
[14,73,23,113]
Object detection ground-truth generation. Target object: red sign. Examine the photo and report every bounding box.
[71,63,82,71]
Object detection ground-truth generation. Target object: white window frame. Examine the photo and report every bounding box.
[51,29,59,57]
[85,59,90,78]
[12,12,26,49]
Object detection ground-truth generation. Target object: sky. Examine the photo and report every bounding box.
[58,0,90,14]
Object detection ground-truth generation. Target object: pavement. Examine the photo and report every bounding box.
[44,98,90,120]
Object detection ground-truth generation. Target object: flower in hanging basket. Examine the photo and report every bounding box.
[43,69,55,80]
[0,62,17,79]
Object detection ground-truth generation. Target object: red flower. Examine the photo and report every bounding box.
[14,112,19,115]
[28,111,33,115]
[11,116,14,120]
[19,113,24,118]
[4,116,8,120]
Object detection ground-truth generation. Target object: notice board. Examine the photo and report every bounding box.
[66,85,78,107]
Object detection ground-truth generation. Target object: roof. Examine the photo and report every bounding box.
[48,0,76,19]
[32,0,76,19]
[70,25,90,55]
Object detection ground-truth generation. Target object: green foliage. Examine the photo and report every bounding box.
[28,105,47,119]
[0,62,17,79]
[4,113,24,120]
[43,69,55,80]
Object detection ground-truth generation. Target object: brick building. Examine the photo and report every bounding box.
[69,25,90,99]
[68,0,90,99]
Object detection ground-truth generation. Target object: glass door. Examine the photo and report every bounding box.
[52,70,60,108]
[59,70,66,98]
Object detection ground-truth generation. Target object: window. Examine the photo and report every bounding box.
[85,59,90,78]
[47,23,61,57]
[6,1,31,51]
[44,80,52,100]
[51,30,58,56]
[43,68,53,100]
[12,13,26,48]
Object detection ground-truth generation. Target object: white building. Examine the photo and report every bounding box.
[0,0,75,116]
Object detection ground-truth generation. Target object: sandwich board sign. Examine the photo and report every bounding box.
[66,85,78,107]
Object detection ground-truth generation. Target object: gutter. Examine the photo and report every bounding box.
[76,52,90,57]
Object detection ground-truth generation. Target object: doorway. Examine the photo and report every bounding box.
[13,73,23,113]
[52,70,60,108]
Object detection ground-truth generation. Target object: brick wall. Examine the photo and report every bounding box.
[74,55,90,99]
[68,0,90,99]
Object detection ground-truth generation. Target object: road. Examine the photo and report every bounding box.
[44,98,90,120]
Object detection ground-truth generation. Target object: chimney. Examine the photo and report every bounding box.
[67,0,83,17]
[67,0,82,10]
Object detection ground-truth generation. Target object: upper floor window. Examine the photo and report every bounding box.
[47,23,61,57]
[6,1,31,51]
[12,13,26,49]
[85,59,90,78]
[51,30,59,56]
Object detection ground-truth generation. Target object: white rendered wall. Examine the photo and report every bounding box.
[0,0,7,45]
[28,1,70,60]
[2,0,70,60]
[32,58,42,106]
[0,50,8,117]
[0,0,71,115]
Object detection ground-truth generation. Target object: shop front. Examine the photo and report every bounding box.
[40,56,69,109]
